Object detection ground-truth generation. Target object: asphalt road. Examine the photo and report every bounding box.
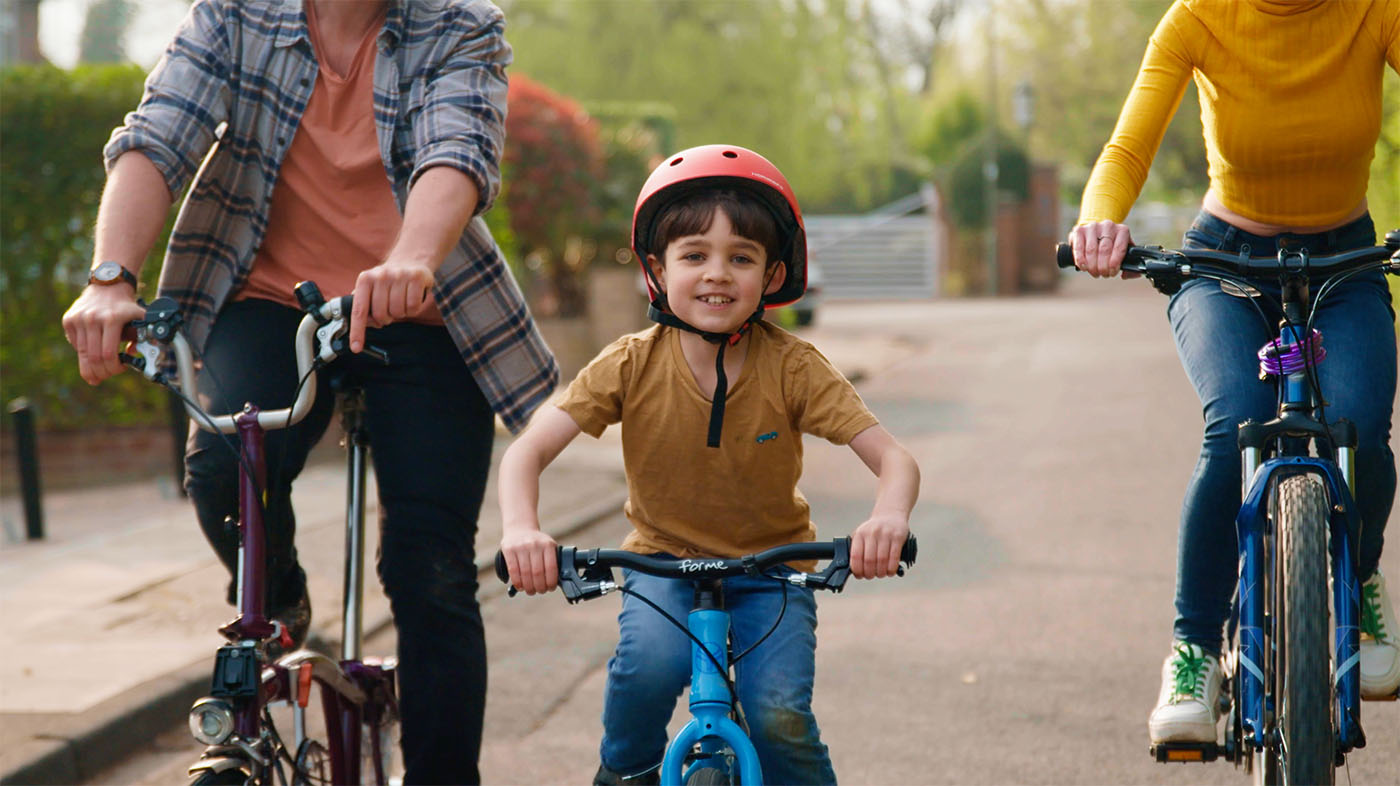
[84,278,1400,784]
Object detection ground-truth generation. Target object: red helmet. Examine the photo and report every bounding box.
[632,145,807,308]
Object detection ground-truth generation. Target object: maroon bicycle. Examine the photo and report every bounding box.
[123,282,400,785]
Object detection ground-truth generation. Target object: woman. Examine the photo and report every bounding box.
[1068,0,1399,744]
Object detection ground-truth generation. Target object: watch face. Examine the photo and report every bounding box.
[93,261,122,282]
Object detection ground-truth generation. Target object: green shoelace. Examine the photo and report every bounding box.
[1361,581,1388,641]
[1171,644,1210,700]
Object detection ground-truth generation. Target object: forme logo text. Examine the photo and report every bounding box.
[679,559,728,573]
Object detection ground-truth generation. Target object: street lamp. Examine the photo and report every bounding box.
[1012,79,1035,135]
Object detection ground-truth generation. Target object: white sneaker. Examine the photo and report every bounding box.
[1360,570,1400,699]
[1148,642,1222,743]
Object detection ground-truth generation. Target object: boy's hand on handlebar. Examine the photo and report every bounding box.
[348,259,436,353]
[1067,221,1137,279]
[62,286,148,385]
[850,513,910,580]
[499,528,560,596]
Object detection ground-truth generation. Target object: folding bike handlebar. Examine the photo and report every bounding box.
[121,283,388,433]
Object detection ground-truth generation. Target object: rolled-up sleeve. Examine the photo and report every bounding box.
[410,11,511,215]
[102,0,231,199]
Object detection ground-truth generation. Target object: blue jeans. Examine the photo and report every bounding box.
[599,567,836,786]
[1167,211,1397,653]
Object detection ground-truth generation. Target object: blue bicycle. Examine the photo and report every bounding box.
[1058,231,1400,785]
[494,536,916,785]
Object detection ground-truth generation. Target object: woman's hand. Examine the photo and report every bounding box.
[1068,220,1134,278]
[62,285,147,385]
[850,513,910,579]
[499,527,560,596]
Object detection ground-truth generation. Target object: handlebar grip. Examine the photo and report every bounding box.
[1055,243,1076,270]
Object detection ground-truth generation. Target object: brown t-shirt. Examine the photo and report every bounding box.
[238,1,440,323]
[557,322,878,568]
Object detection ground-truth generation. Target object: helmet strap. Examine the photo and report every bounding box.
[646,302,764,448]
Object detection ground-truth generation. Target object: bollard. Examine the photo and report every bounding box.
[168,389,188,497]
[6,398,44,540]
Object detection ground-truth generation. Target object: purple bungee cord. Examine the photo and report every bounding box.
[1258,329,1325,377]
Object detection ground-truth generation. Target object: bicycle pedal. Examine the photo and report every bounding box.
[1149,742,1220,763]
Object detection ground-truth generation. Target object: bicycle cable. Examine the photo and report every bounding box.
[154,376,263,499]
[263,705,332,786]
[1302,261,1388,455]
[617,585,742,709]
[731,574,791,665]
[268,359,327,519]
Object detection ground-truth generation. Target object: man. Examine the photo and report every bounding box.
[61,2,556,782]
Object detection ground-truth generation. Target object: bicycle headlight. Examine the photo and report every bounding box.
[189,697,236,745]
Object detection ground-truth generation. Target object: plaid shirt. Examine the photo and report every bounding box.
[104,0,557,432]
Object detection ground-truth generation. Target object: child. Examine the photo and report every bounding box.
[498,145,920,786]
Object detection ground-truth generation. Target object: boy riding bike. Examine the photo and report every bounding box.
[497,145,920,785]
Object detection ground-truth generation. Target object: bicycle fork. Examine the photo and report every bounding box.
[660,582,763,786]
[1234,455,1364,756]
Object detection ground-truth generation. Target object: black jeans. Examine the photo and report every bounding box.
[185,298,494,784]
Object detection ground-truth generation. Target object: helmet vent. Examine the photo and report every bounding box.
[722,150,738,158]
[669,157,684,166]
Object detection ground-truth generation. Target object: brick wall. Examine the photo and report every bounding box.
[0,425,180,495]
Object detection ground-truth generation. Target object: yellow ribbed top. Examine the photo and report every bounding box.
[1079,0,1400,227]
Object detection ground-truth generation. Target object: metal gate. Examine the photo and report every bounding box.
[804,185,943,300]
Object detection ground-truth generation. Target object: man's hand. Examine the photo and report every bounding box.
[499,527,560,596]
[62,285,146,385]
[850,512,910,580]
[1067,220,1135,279]
[348,259,436,352]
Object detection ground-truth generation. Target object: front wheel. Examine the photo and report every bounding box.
[1271,474,1335,785]
[685,767,732,785]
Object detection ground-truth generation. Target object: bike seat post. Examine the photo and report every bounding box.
[339,386,370,662]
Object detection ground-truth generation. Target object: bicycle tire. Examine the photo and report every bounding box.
[1273,474,1334,786]
[684,767,732,785]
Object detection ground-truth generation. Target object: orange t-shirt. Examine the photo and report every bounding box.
[556,322,879,570]
[239,2,440,323]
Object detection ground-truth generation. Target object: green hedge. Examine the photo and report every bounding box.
[0,64,172,430]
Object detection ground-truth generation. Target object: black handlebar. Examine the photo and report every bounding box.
[494,536,918,603]
[1055,241,1398,277]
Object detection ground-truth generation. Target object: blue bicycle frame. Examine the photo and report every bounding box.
[1233,314,1365,756]
[659,595,764,786]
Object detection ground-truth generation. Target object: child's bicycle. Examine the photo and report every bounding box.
[1056,231,1400,785]
[121,282,401,785]
[493,535,917,786]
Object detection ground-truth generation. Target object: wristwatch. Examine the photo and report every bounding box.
[89,260,138,289]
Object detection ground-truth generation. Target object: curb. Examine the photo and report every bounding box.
[0,490,628,786]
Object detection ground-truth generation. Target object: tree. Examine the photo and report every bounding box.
[502,74,605,317]
[79,0,133,64]
[496,0,929,213]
